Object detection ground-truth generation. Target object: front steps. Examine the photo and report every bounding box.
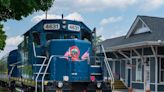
[113,80,127,89]
[109,80,127,89]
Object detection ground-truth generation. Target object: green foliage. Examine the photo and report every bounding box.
[22,65,33,78]
[0,0,54,50]
[93,35,103,46]
[0,24,7,50]
[0,0,54,21]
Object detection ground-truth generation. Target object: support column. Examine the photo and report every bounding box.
[151,46,158,92]
[132,48,146,92]
[113,52,119,75]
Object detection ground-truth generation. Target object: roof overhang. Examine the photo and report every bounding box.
[104,41,164,52]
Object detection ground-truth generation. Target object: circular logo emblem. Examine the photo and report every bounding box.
[70,46,80,61]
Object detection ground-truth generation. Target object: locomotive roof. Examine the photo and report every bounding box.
[24,19,92,36]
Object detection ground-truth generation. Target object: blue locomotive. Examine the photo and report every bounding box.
[0,19,112,92]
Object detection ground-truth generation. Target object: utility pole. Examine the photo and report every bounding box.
[45,10,48,19]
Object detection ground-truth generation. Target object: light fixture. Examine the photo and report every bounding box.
[57,82,63,88]
[97,82,102,88]
[63,76,69,81]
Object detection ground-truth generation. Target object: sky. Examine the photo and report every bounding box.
[1,0,164,57]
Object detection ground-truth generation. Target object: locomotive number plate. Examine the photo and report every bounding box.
[44,23,60,30]
[68,24,80,31]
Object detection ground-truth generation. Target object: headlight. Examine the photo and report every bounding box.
[63,76,69,81]
[57,82,63,88]
[97,82,101,88]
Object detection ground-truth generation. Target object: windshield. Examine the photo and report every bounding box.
[46,33,60,41]
[46,32,79,41]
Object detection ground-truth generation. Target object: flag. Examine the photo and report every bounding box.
[81,49,90,60]
[64,48,70,60]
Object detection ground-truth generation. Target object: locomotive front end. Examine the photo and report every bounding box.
[0,19,111,92]
[47,39,91,82]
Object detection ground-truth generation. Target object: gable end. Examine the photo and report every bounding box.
[125,16,152,38]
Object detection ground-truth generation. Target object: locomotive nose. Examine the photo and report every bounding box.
[47,39,91,61]
[47,39,91,82]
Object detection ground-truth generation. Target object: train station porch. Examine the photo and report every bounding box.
[100,16,164,92]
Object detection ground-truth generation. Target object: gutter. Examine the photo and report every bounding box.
[103,41,164,52]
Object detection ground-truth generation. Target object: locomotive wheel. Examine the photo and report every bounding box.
[26,86,34,92]
[101,83,111,92]
[0,81,5,87]
[87,83,96,92]
[10,81,16,92]
[62,83,72,92]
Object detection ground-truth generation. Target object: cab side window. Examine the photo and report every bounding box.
[82,31,91,42]
[32,32,41,46]
[24,36,29,48]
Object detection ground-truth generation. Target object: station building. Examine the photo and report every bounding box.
[101,16,164,92]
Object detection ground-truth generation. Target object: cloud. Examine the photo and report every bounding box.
[2,26,10,31]
[97,27,105,40]
[0,36,23,58]
[97,26,127,40]
[100,16,123,25]
[6,36,23,46]
[64,12,84,22]
[49,0,137,12]
[108,30,126,38]
[101,0,137,8]
[140,0,164,11]
[49,0,164,12]
[98,16,124,39]
[31,12,84,23]
[32,14,61,23]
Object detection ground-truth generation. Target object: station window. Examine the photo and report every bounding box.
[32,32,40,46]
[46,33,60,41]
[136,59,142,82]
[161,58,164,82]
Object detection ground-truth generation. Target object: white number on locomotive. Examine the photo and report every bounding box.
[44,23,60,30]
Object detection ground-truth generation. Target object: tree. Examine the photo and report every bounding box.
[0,0,54,50]
[0,24,6,50]
[0,0,54,21]
[93,35,103,47]
[95,35,103,45]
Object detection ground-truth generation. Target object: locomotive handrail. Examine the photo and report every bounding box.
[100,45,114,90]
[41,55,70,92]
[9,65,16,78]
[33,42,47,92]
[9,61,22,66]
[9,62,22,78]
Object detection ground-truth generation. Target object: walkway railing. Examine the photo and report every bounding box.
[100,45,114,90]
